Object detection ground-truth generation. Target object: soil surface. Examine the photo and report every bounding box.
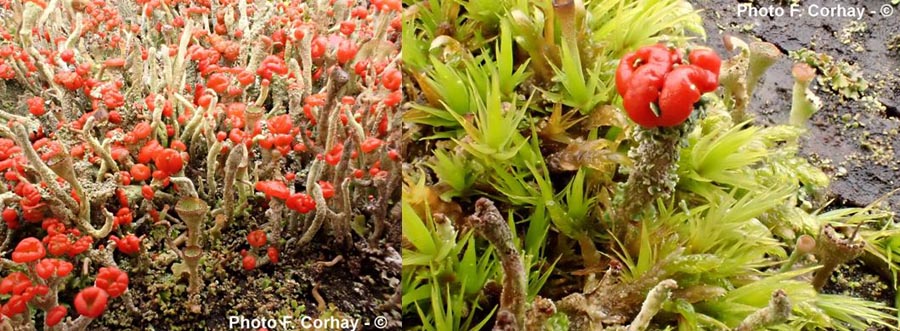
[696,0,900,323]
[695,0,900,214]
[92,237,402,330]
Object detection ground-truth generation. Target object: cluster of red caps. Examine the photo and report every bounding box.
[615,44,721,128]
[241,230,280,270]
[1,237,128,324]
[0,0,403,324]
[255,179,337,214]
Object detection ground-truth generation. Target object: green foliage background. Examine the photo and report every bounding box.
[401,0,900,330]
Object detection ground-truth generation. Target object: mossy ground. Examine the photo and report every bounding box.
[402,0,899,329]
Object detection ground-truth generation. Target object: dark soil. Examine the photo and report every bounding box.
[92,237,402,331]
[823,261,894,307]
[696,0,900,320]
[696,0,900,214]
[822,261,895,331]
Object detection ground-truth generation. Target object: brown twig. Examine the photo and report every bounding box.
[312,255,344,269]
[467,198,526,330]
[312,283,327,313]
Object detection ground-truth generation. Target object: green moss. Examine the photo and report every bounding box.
[789,48,870,99]
[404,0,900,330]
